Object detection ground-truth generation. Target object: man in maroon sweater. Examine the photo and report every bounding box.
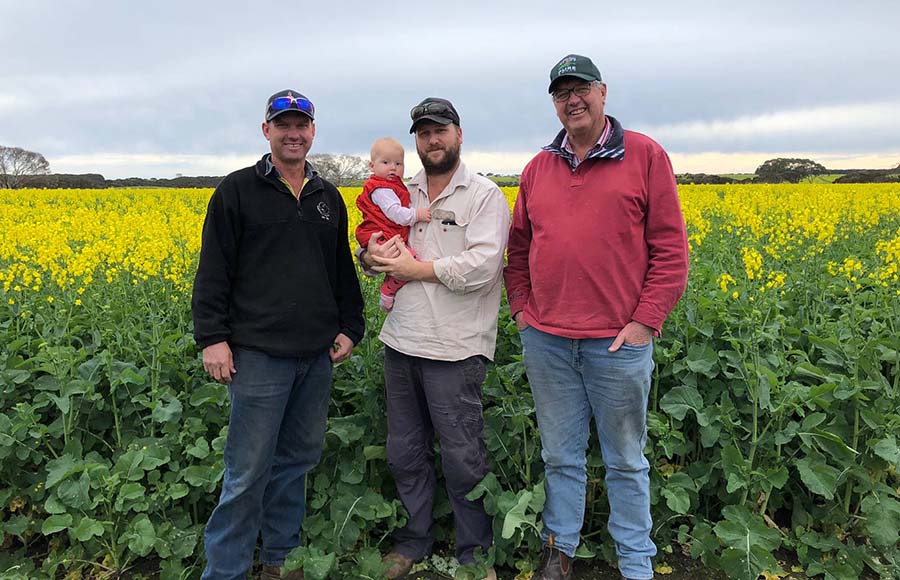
[504,54,689,580]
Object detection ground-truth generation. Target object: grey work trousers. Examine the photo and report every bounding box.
[384,346,493,564]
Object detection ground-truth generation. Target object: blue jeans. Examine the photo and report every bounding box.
[202,347,332,580]
[521,327,656,580]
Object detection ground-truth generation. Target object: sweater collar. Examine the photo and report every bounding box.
[261,153,317,179]
[543,115,625,168]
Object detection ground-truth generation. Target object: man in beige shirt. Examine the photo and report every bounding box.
[362,97,509,579]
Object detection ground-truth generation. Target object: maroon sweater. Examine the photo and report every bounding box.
[504,129,689,338]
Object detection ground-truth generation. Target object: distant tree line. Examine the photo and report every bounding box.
[677,158,900,185]
[3,144,899,189]
[675,173,737,185]
[833,167,900,183]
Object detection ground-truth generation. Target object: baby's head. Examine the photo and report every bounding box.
[370,137,405,180]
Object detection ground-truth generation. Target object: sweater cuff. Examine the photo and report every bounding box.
[354,246,379,277]
[340,326,364,346]
[507,293,528,320]
[631,304,663,335]
[196,334,230,350]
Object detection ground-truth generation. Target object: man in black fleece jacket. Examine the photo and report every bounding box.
[192,89,364,580]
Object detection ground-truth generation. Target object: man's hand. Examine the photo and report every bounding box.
[203,341,236,383]
[363,232,402,267]
[330,333,354,363]
[371,243,435,282]
[514,311,529,331]
[608,321,654,353]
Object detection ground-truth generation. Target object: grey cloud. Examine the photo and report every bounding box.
[2,0,898,176]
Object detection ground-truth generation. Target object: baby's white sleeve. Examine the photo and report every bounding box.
[371,188,417,226]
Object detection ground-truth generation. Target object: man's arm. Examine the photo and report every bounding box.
[503,176,533,322]
[333,192,366,347]
[430,185,511,293]
[191,184,240,382]
[630,148,690,333]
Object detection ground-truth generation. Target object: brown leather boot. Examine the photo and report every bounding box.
[381,552,415,579]
[535,537,573,580]
[259,564,304,579]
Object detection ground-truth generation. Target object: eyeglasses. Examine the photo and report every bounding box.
[551,83,596,102]
[411,101,457,122]
[268,95,315,117]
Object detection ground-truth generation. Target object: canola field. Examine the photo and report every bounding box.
[0,184,898,579]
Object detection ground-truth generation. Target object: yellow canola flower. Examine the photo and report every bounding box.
[717,273,736,293]
[1,183,898,310]
[742,247,763,281]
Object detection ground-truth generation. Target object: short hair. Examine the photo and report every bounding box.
[370,137,404,161]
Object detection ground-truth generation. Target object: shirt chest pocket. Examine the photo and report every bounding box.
[433,221,468,256]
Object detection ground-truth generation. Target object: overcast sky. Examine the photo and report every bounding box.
[2,0,898,178]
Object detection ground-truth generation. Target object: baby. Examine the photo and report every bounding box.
[355,137,431,311]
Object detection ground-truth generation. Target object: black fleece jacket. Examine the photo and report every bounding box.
[191,155,365,357]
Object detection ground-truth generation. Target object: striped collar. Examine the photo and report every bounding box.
[543,115,625,169]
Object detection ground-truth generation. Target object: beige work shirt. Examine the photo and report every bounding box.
[379,162,510,361]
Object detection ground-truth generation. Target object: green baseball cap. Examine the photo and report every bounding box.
[548,54,602,93]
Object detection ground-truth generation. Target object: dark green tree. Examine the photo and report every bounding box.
[755,157,826,183]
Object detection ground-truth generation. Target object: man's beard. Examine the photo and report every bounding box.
[418,143,460,175]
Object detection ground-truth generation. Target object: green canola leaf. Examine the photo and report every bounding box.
[190,383,227,406]
[114,482,146,512]
[659,385,709,426]
[114,448,147,481]
[873,436,900,468]
[501,490,535,539]
[288,546,337,580]
[45,454,81,488]
[714,505,780,552]
[71,516,104,542]
[796,455,840,500]
[151,395,183,423]
[861,495,900,548]
[718,545,782,580]
[363,445,386,460]
[684,344,719,378]
[57,471,92,510]
[125,514,156,557]
[326,416,366,445]
[662,486,691,514]
[41,513,73,535]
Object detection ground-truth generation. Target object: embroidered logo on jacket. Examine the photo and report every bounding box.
[316,201,331,221]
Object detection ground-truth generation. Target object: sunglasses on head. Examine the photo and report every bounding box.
[410,101,455,121]
[268,95,315,117]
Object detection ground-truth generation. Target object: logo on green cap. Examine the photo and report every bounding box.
[556,56,578,75]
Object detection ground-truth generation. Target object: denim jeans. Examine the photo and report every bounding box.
[383,347,493,564]
[202,347,332,580]
[521,326,656,580]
